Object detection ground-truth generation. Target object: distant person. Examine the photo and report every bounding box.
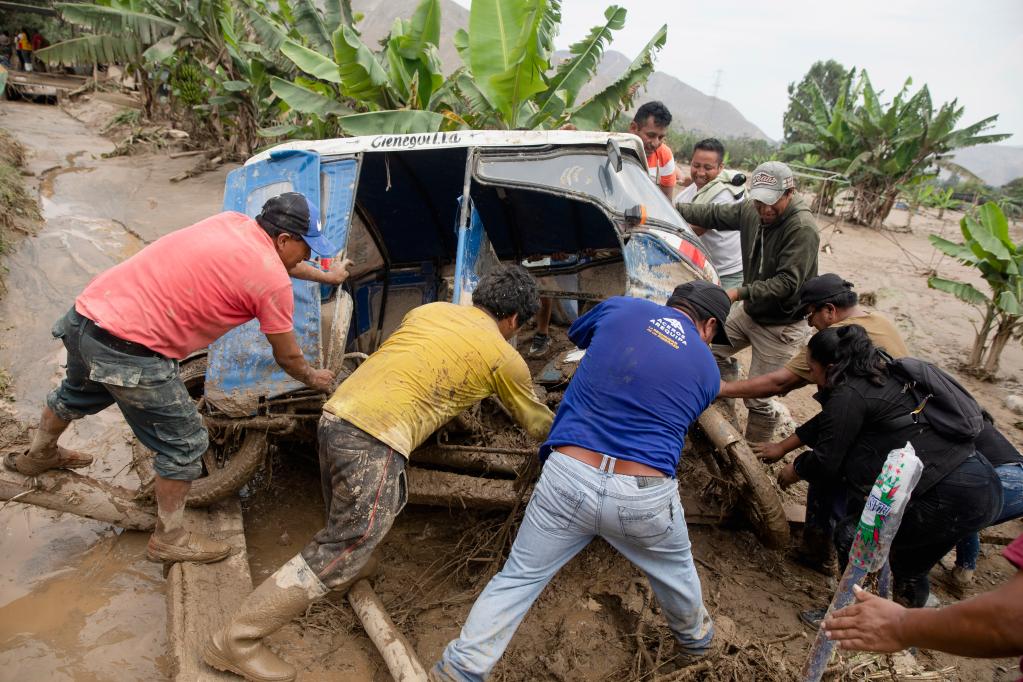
[676,161,820,443]
[14,27,31,71]
[0,32,12,68]
[823,533,1023,670]
[630,101,676,201]
[674,138,745,289]
[30,30,44,52]
[432,282,734,680]
[5,193,345,565]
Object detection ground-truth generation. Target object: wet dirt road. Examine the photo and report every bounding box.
[0,100,230,681]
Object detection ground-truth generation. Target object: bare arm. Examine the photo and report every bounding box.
[659,183,674,202]
[825,579,1023,657]
[720,367,806,399]
[265,332,334,391]
[287,258,353,286]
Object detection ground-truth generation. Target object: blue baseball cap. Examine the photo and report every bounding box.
[257,192,338,257]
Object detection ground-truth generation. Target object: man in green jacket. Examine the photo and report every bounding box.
[676,161,819,443]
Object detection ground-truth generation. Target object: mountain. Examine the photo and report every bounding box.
[951,145,1023,187]
[563,50,770,140]
[352,0,769,141]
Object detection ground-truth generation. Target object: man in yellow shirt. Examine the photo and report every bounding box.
[204,265,554,682]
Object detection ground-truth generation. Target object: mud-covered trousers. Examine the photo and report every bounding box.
[300,413,408,588]
[434,451,713,681]
[46,306,207,480]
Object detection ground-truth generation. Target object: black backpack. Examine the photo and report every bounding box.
[883,353,984,442]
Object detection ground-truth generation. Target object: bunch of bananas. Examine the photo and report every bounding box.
[171,59,205,107]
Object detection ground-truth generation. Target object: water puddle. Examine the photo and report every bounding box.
[0,102,165,680]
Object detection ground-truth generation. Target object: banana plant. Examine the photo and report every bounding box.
[928,202,1023,375]
[272,0,666,135]
[784,68,1009,227]
[270,0,452,134]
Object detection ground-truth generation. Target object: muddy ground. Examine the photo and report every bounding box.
[1,98,1021,682]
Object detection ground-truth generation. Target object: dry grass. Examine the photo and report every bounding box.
[0,127,40,254]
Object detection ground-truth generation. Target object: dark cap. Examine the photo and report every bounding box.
[257,192,337,257]
[666,280,731,345]
[798,273,855,314]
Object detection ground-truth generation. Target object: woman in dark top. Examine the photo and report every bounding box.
[778,325,1002,607]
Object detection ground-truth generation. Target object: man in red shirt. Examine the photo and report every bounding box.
[824,532,1023,675]
[6,193,343,565]
[629,101,676,201]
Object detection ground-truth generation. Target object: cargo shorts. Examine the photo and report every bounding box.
[46,307,207,481]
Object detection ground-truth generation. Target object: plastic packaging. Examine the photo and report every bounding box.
[850,442,923,572]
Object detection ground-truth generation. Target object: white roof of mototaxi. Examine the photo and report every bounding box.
[246,129,648,166]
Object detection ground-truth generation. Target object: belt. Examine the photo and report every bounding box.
[82,318,165,359]
[554,447,666,477]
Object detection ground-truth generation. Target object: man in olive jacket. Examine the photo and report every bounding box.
[676,161,819,443]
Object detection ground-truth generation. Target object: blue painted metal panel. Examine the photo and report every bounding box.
[452,197,485,304]
[205,151,326,416]
[319,158,359,301]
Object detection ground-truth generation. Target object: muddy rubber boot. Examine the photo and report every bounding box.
[743,410,778,445]
[203,554,329,682]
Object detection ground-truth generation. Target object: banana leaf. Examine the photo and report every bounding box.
[336,109,458,135]
[927,277,989,306]
[568,23,666,131]
[269,76,348,117]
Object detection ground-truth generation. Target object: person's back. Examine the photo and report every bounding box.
[325,301,550,455]
[544,296,719,476]
[75,211,294,359]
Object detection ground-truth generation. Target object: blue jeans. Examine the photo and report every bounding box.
[434,451,713,681]
[955,462,1023,569]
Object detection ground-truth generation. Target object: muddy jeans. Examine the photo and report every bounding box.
[713,304,807,419]
[435,451,713,681]
[301,413,408,589]
[46,307,206,480]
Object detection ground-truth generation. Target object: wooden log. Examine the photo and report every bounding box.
[406,466,728,525]
[696,405,791,549]
[0,469,156,530]
[406,467,518,509]
[166,500,254,681]
[348,579,428,682]
[411,445,527,477]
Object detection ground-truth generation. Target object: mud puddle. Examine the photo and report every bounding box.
[0,100,231,681]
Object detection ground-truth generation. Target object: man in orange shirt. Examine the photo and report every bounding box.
[629,101,676,201]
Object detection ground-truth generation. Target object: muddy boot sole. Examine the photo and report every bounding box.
[202,639,296,682]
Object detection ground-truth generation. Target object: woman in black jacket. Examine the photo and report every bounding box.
[778,324,1002,607]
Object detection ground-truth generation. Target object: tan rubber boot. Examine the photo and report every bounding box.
[147,476,231,564]
[744,410,778,445]
[203,554,329,682]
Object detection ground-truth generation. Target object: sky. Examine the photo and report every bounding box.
[450,0,1023,144]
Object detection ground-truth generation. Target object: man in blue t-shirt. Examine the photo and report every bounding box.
[433,281,732,681]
